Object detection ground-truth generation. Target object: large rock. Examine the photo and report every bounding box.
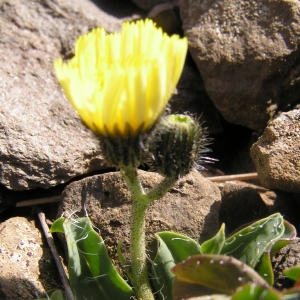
[0,217,61,299]
[170,64,223,135]
[0,0,139,190]
[250,109,300,193]
[179,0,300,130]
[57,169,221,262]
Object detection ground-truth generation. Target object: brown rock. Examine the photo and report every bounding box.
[219,181,269,233]
[218,179,300,238]
[170,63,223,135]
[258,189,300,231]
[0,217,61,299]
[179,0,300,130]
[57,169,221,263]
[148,1,182,35]
[0,0,140,190]
[250,109,300,193]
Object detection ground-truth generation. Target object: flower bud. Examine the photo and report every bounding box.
[149,114,210,178]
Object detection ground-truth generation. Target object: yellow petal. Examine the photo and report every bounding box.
[54,19,188,138]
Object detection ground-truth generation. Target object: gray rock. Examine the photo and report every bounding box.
[250,109,300,193]
[178,0,300,130]
[0,217,61,299]
[57,169,221,264]
[0,0,140,190]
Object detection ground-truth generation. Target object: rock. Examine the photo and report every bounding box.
[219,181,270,233]
[130,0,174,11]
[57,169,221,263]
[0,0,140,190]
[178,0,300,130]
[219,179,300,234]
[258,189,300,232]
[211,124,258,174]
[0,217,61,299]
[170,63,223,135]
[148,2,182,35]
[0,185,16,212]
[272,238,300,290]
[250,109,300,193]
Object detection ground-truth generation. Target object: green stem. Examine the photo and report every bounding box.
[142,176,177,204]
[121,167,154,300]
[121,168,177,300]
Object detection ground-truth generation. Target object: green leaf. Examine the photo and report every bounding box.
[117,239,133,283]
[49,217,65,234]
[270,239,293,258]
[152,231,201,300]
[172,254,267,298]
[221,213,285,268]
[201,223,225,254]
[50,217,134,300]
[256,250,274,286]
[270,220,296,257]
[256,219,297,286]
[284,266,300,281]
[38,289,65,300]
[232,284,282,300]
[281,220,297,239]
[117,239,127,267]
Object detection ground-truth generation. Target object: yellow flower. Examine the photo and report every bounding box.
[54,19,188,138]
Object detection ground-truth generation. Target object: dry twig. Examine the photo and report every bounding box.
[36,207,75,300]
[206,172,258,182]
[16,196,61,207]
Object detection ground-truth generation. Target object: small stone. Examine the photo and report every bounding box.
[251,109,300,193]
[0,217,61,299]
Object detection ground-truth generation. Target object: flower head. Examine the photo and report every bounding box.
[54,19,188,138]
[149,114,211,178]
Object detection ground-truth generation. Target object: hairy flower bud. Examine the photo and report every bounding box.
[149,114,210,178]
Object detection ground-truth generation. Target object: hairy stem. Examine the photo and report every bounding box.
[122,168,154,300]
[121,169,177,299]
[142,176,177,204]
